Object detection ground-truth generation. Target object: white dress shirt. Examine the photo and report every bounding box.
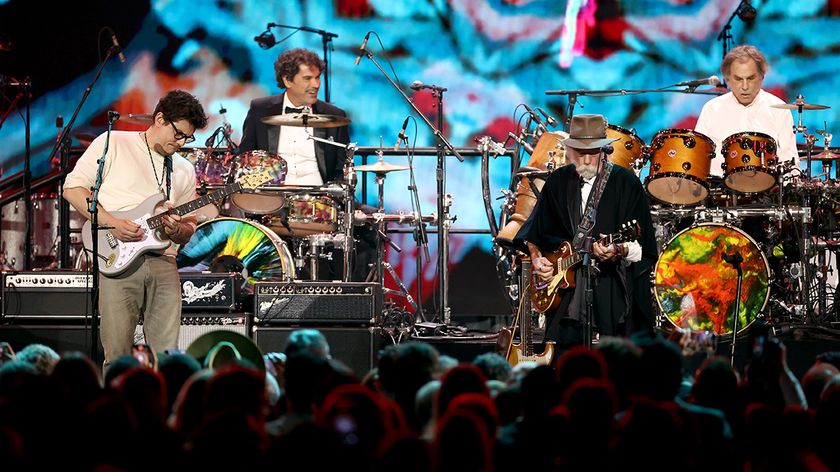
[581,176,641,262]
[277,96,323,185]
[695,90,798,177]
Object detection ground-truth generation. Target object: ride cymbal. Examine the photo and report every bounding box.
[260,113,350,128]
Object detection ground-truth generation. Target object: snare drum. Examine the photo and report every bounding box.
[721,132,778,194]
[655,223,769,335]
[606,124,645,170]
[231,151,288,214]
[264,194,341,237]
[645,129,716,206]
[176,217,295,285]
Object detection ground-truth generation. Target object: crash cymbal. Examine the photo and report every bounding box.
[74,132,97,146]
[260,113,350,128]
[122,113,154,125]
[354,160,410,174]
[812,150,840,160]
[770,102,830,111]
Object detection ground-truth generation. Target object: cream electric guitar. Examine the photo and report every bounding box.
[82,171,272,277]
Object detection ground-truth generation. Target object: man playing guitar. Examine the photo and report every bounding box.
[516,114,658,346]
[63,90,209,370]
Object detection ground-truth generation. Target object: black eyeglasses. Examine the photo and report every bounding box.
[167,120,196,144]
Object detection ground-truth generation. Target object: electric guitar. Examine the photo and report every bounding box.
[82,171,273,277]
[498,257,555,366]
[531,220,640,313]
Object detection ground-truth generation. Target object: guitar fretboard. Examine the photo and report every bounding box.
[147,182,243,230]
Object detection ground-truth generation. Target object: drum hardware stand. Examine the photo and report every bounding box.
[580,243,598,349]
[307,133,357,281]
[794,100,820,326]
[356,37,465,325]
[722,252,744,367]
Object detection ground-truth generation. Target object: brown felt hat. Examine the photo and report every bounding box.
[562,114,619,150]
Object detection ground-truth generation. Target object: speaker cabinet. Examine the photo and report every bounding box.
[0,321,102,357]
[135,314,250,350]
[252,326,385,377]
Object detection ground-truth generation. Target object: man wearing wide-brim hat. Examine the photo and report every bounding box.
[514,114,658,346]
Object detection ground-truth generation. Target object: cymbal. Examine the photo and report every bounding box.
[770,102,830,111]
[122,113,153,125]
[260,113,350,128]
[354,160,410,174]
[74,132,97,145]
[811,150,840,160]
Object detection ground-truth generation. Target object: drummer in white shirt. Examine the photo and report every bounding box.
[695,44,799,178]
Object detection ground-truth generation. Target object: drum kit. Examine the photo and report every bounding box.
[582,97,840,343]
[173,111,434,299]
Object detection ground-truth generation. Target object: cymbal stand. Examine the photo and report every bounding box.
[793,101,819,326]
[308,133,357,281]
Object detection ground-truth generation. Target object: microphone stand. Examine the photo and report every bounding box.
[48,46,120,269]
[265,23,337,102]
[404,135,431,322]
[581,242,596,349]
[358,42,464,326]
[86,110,119,364]
[546,88,724,133]
[722,252,744,367]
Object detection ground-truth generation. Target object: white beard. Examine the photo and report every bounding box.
[575,162,598,180]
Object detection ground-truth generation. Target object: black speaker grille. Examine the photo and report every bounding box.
[254,281,380,325]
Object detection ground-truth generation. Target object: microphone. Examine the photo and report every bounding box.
[107,111,120,122]
[254,30,276,50]
[673,75,721,87]
[394,116,410,151]
[110,32,126,63]
[536,107,558,127]
[354,32,370,66]
[410,80,448,92]
[523,104,548,133]
[507,132,534,154]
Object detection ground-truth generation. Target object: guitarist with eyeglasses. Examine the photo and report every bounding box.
[514,114,658,347]
[63,90,210,370]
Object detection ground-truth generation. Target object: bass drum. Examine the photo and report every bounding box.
[176,217,295,286]
[654,223,770,335]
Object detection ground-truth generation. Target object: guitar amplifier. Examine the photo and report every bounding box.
[254,281,381,325]
[1,271,93,319]
[179,272,244,312]
[135,313,250,350]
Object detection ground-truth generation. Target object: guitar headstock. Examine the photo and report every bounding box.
[616,219,641,243]
[239,170,274,189]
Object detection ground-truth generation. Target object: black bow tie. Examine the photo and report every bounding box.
[284,106,305,114]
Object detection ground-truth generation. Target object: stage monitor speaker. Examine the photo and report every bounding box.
[252,326,386,377]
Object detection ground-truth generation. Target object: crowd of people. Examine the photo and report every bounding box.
[1,328,839,471]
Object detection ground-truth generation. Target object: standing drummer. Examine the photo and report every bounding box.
[240,48,349,184]
[695,44,799,176]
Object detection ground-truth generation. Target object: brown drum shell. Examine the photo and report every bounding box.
[606,124,645,170]
[645,128,715,206]
[496,131,567,244]
[722,132,778,194]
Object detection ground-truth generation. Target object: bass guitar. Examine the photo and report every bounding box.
[531,220,640,313]
[82,170,273,277]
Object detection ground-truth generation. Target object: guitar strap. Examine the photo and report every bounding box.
[572,158,613,251]
[164,156,172,200]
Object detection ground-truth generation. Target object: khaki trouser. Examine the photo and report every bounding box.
[99,254,181,370]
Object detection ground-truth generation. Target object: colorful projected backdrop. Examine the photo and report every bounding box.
[1,0,839,316]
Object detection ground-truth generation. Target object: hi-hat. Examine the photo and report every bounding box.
[771,102,830,111]
[261,113,350,128]
[354,160,409,174]
[122,113,154,125]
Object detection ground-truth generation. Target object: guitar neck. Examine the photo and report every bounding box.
[521,258,533,357]
[146,182,242,229]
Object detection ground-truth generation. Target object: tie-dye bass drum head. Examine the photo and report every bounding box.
[654,223,770,335]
